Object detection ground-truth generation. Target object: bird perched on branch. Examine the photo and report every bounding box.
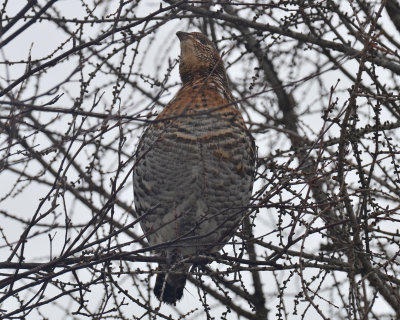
[133,31,255,304]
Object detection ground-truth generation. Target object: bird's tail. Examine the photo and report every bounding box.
[154,263,189,304]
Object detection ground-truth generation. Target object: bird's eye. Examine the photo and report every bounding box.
[198,38,208,45]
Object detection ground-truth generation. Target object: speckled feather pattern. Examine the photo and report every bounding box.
[132,31,255,304]
[134,83,254,253]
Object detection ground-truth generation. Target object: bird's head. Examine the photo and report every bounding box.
[176,31,228,85]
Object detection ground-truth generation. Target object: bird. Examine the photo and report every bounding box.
[133,31,255,304]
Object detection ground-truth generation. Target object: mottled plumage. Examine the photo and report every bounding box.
[133,31,255,304]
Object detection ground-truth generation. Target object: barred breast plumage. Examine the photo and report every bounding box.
[133,31,255,304]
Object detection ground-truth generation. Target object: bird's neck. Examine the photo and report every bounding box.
[181,74,234,103]
[182,73,229,91]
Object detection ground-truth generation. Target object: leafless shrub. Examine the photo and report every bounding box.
[1,1,400,319]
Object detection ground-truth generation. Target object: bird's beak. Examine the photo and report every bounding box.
[176,31,190,41]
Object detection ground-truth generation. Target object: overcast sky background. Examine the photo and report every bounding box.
[1,1,399,319]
